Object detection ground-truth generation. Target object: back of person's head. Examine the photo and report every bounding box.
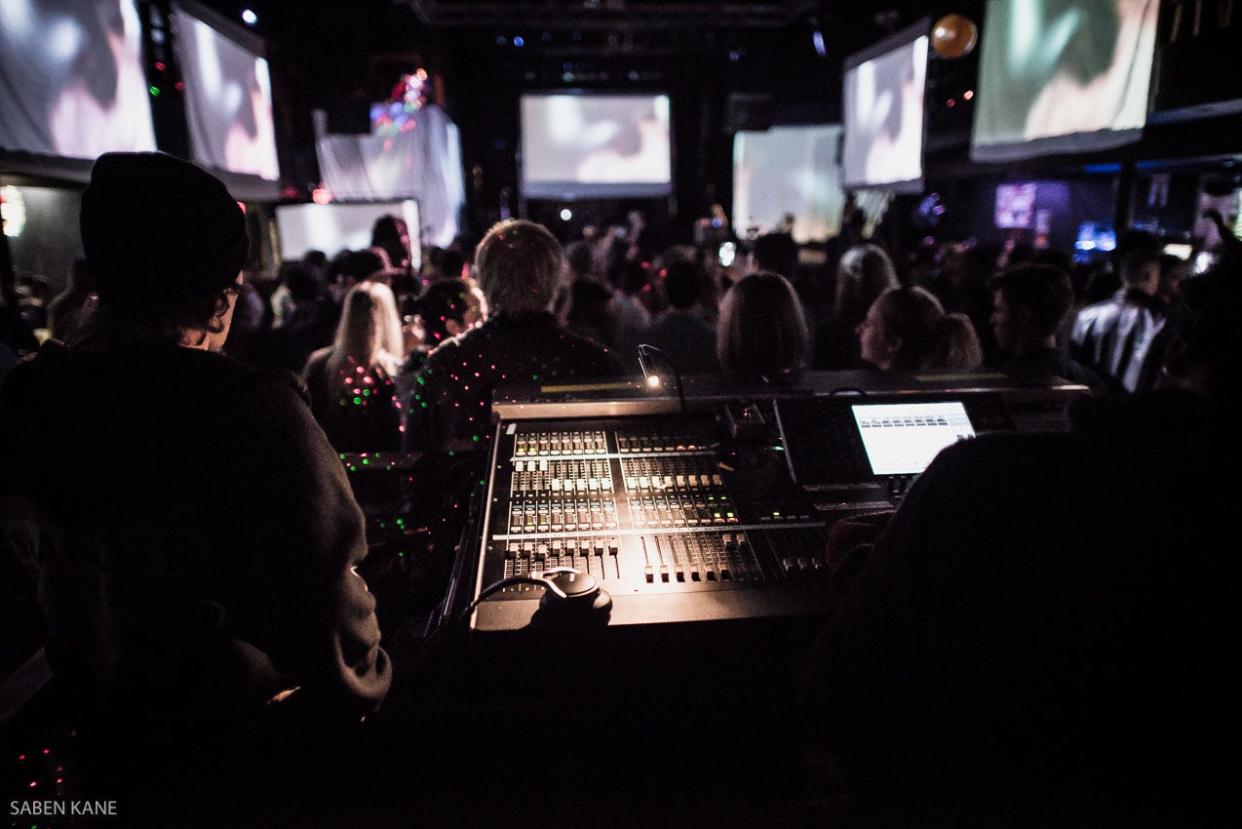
[303,250,328,273]
[835,243,899,325]
[425,246,467,282]
[76,152,247,346]
[717,272,809,378]
[868,286,981,371]
[370,215,409,263]
[752,232,796,276]
[416,279,483,345]
[341,249,386,284]
[1120,248,1162,290]
[990,264,1075,338]
[280,261,321,302]
[663,260,702,310]
[330,282,400,375]
[475,219,564,314]
[565,241,596,281]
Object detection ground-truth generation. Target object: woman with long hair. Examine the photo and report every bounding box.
[304,281,405,451]
[814,243,900,369]
[717,271,810,382]
[857,285,982,372]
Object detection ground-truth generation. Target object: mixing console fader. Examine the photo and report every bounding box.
[471,416,834,631]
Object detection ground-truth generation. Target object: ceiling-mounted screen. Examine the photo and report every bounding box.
[520,93,672,199]
[733,125,844,243]
[0,0,157,159]
[842,22,928,192]
[971,0,1160,162]
[173,4,279,180]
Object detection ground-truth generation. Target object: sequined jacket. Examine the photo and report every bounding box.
[404,311,626,453]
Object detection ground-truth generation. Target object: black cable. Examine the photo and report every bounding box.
[637,343,688,415]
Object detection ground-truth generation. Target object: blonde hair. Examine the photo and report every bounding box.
[717,272,809,378]
[326,282,402,379]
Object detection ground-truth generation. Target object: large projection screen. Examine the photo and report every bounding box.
[971,0,1159,162]
[173,4,280,181]
[733,125,844,243]
[520,93,672,199]
[276,201,421,268]
[842,22,928,192]
[0,0,156,159]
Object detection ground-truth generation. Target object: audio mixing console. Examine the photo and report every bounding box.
[464,375,1090,633]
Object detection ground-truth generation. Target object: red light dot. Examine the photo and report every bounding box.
[175,81,185,91]
[155,61,167,71]
[964,89,974,100]
[29,781,37,788]
[947,98,956,107]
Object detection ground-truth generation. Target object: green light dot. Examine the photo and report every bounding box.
[362,458,370,465]
[471,434,479,443]
[149,86,161,96]
[362,389,371,397]
[420,401,429,408]
[353,397,362,405]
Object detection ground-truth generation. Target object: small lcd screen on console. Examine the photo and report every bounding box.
[851,402,975,476]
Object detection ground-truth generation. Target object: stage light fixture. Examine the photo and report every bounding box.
[241,9,257,26]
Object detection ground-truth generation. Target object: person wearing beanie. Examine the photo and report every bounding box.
[0,153,391,791]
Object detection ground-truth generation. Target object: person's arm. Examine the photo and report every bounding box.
[238,374,392,714]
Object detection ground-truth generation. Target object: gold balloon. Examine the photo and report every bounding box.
[931,14,978,59]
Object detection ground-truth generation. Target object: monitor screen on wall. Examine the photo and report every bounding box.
[520,93,672,199]
[0,0,157,159]
[842,22,929,192]
[173,4,280,181]
[971,0,1160,162]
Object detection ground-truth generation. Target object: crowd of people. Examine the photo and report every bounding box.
[0,151,1238,823]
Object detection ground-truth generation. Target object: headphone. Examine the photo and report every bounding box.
[465,567,613,622]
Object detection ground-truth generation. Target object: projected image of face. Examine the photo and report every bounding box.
[174,8,280,180]
[843,35,928,189]
[0,0,156,159]
[521,95,672,198]
[972,0,1159,158]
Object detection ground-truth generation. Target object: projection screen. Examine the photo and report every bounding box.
[0,0,156,159]
[971,0,1160,162]
[520,93,672,199]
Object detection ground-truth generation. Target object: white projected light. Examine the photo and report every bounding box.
[851,402,976,476]
[276,200,421,267]
[174,5,280,180]
[971,0,1159,162]
[732,124,844,243]
[843,22,928,191]
[0,0,156,159]
[520,93,672,199]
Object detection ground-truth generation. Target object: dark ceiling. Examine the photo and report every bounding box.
[404,0,820,29]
